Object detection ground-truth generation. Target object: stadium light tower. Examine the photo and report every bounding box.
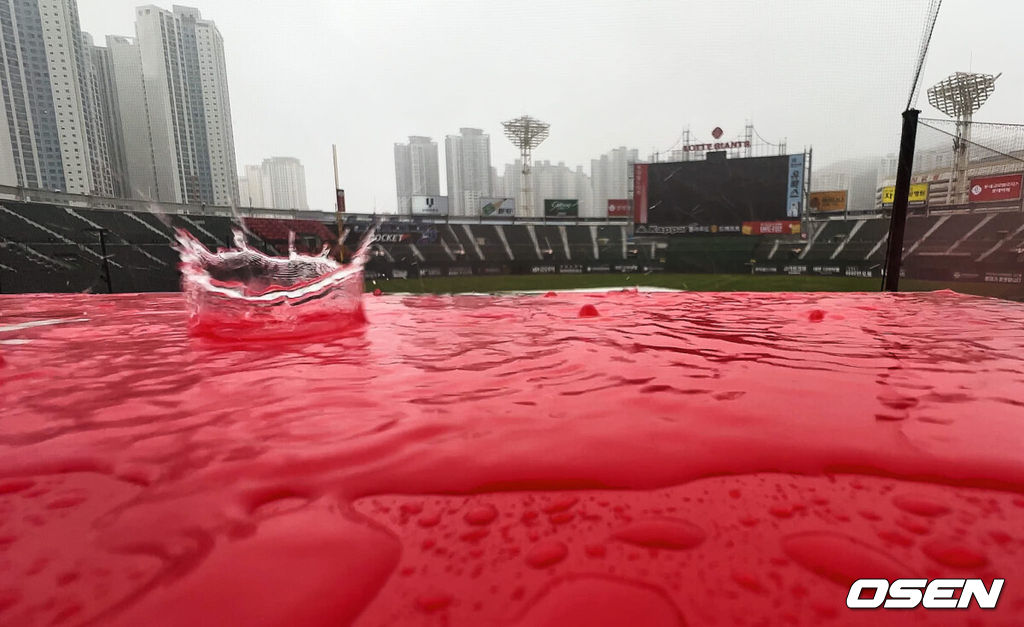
[927,71,999,205]
[502,115,549,217]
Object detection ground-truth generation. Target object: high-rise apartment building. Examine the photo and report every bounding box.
[237,158,308,210]
[591,147,638,218]
[394,136,439,212]
[260,157,308,210]
[110,4,238,205]
[87,35,130,198]
[0,0,111,195]
[445,128,491,216]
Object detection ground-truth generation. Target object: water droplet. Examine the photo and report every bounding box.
[512,575,684,626]
[373,288,382,296]
[544,291,557,298]
[877,392,919,410]
[808,310,825,322]
[894,517,930,535]
[542,497,578,514]
[464,504,498,526]
[459,528,489,543]
[922,540,988,568]
[892,495,951,517]
[525,540,568,568]
[731,571,766,594]
[415,592,452,612]
[875,412,908,422]
[0,480,35,495]
[578,304,600,318]
[781,531,907,586]
[877,530,913,547]
[612,518,705,550]
[417,513,442,528]
[45,496,86,510]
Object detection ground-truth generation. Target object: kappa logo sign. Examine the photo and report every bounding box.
[847,579,1004,610]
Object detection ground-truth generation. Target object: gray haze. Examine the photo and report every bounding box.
[77,0,1024,213]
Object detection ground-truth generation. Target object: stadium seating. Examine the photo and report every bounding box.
[3,196,1021,293]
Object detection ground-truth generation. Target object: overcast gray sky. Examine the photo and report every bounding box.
[77,0,1024,213]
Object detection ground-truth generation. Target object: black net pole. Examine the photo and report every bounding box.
[98,229,113,294]
[882,109,920,292]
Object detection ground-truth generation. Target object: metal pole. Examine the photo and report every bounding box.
[883,109,920,292]
[333,144,345,258]
[98,229,113,293]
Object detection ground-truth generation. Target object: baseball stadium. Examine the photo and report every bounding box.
[3,1,1024,626]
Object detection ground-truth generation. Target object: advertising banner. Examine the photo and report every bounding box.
[969,173,1023,203]
[742,221,801,235]
[882,183,929,206]
[478,197,515,217]
[786,154,805,218]
[607,199,631,218]
[809,190,848,213]
[411,195,449,216]
[544,199,579,217]
[633,164,649,223]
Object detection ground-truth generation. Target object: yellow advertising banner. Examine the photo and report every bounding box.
[809,190,848,213]
[882,183,929,205]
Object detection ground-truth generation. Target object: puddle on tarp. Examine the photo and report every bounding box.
[0,290,1023,625]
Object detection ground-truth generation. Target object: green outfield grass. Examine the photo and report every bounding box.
[365,273,1024,301]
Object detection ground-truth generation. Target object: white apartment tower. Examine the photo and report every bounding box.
[112,5,238,205]
[261,157,308,210]
[238,158,308,210]
[445,128,492,216]
[591,146,638,218]
[0,0,112,195]
[394,136,440,213]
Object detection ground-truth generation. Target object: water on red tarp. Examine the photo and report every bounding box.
[0,290,1023,626]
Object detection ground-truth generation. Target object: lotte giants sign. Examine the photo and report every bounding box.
[969,173,1023,203]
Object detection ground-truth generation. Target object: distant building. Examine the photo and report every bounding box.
[446,128,492,216]
[108,5,238,205]
[238,175,250,206]
[238,158,308,210]
[394,136,440,213]
[85,33,126,197]
[591,147,638,218]
[261,157,308,210]
[0,0,112,195]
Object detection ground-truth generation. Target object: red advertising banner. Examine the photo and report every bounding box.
[336,189,346,213]
[742,221,801,235]
[969,173,1022,203]
[607,199,631,218]
[633,165,649,224]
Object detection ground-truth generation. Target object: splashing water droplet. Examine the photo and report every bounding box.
[175,227,374,340]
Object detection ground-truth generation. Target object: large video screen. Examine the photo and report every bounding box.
[640,155,795,231]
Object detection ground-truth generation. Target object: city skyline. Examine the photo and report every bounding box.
[38,0,1024,212]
